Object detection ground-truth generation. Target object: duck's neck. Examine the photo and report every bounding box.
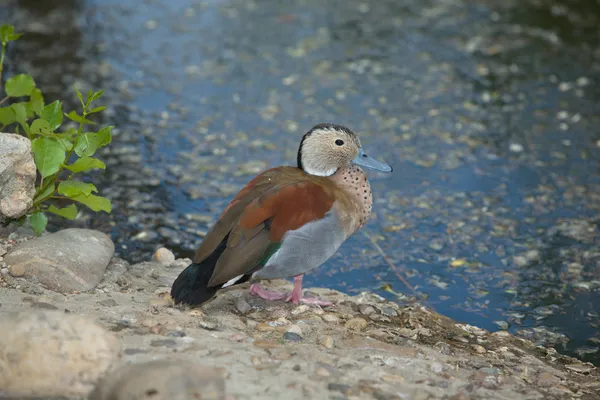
[328,165,373,228]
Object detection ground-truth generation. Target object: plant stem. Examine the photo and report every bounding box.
[0,43,6,91]
[0,95,8,105]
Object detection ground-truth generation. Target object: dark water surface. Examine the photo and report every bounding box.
[4,0,600,364]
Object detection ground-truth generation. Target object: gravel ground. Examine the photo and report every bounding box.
[2,0,599,365]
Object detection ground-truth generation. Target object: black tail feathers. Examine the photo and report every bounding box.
[170,260,221,306]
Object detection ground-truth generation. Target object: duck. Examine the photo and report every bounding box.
[170,122,392,307]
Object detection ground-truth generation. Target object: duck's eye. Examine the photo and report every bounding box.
[335,139,344,146]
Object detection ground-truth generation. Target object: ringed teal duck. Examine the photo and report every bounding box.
[171,123,392,307]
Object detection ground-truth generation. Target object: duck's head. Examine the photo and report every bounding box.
[297,123,393,177]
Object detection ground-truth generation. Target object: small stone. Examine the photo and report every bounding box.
[89,359,225,400]
[283,332,303,342]
[98,299,118,307]
[323,314,339,323]
[286,325,303,336]
[199,320,219,331]
[472,344,486,354]
[291,304,310,315]
[267,348,293,360]
[167,330,186,337]
[319,335,334,349]
[152,247,176,265]
[379,307,398,317]
[9,264,25,277]
[359,304,376,315]
[345,318,368,331]
[316,367,331,377]
[327,383,351,394]
[235,297,251,314]
[0,310,120,398]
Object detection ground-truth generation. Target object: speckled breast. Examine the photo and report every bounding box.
[329,165,373,233]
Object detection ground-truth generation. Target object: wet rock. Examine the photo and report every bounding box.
[89,359,226,400]
[0,310,121,397]
[152,247,175,265]
[4,229,114,293]
[0,133,36,221]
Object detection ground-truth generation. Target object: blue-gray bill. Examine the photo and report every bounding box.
[352,148,393,172]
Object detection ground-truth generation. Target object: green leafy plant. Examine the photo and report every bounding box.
[0,24,112,235]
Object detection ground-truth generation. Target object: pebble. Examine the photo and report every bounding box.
[472,344,487,354]
[316,367,331,377]
[319,335,334,349]
[379,307,398,317]
[152,247,175,265]
[0,310,121,398]
[89,359,225,400]
[98,298,118,307]
[359,304,376,315]
[344,318,368,331]
[323,314,340,323]
[234,297,251,314]
[9,264,25,277]
[286,325,303,336]
[291,304,310,315]
[283,332,303,342]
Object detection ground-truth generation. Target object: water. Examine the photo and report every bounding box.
[4,0,599,364]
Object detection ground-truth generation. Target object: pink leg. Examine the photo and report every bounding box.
[285,275,334,307]
[249,283,287,301]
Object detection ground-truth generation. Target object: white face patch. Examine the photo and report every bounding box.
[303,165,338,177]
[222,274,244,288]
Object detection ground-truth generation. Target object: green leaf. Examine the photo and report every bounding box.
[30,119,52,136]
[29,212,48,236]
[58,181,97,197]
[48,204,78,220]
[58,138,73,151]
[65,111,95,125]
[31,137,66,178]
[71,193,112,213]
[64,156,106,172]
[0,107,15,126]
[34,180,56,203]
[75,86,84,108]
[90,90,104,102]
[41,101,63,131]
[5,74,35,97]
[73,127,113,157]
[88,105,107,114]
[11,103,29,134]
[29,88,44,116]
[0,24,22,44]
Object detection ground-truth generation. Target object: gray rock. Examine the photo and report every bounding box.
[0,133,36,220]
[4,228,115,293]
[89,359,226,400]
[0,310,121,398]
